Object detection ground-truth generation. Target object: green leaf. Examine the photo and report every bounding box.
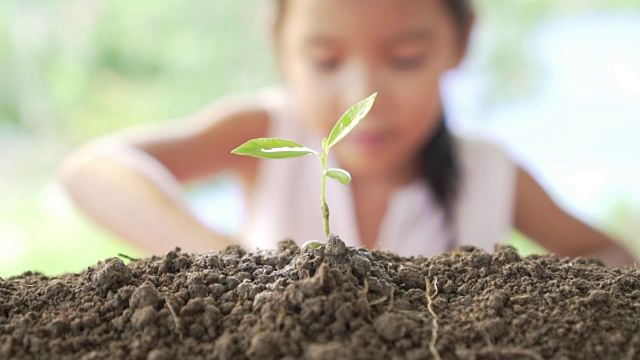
[327,92,377,149]
[301,240,327,253]
[231,138,319,159]
[325,168,351,185]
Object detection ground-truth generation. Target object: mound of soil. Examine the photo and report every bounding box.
[1,236,639,359]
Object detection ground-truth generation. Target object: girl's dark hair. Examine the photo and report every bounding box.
[442,0,474,28]
[419,118,459,219]
[274,0,472,35]
[417,0,472,217]
[274,0,472,217]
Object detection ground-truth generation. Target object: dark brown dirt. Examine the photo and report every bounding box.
[1,235,639,360]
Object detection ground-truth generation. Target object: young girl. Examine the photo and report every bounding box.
[59,0,635,266]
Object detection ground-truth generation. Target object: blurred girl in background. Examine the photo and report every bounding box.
[59,0,635,265]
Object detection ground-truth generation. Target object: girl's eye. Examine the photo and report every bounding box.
[392,56,426,70]
[313,58,341,72]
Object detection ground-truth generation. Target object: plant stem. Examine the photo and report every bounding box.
[321,139,330,238]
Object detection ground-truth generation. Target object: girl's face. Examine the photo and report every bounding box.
[277,0,469,181]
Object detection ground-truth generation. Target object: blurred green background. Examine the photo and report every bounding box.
[2,0,640,277]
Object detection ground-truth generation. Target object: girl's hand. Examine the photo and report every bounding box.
[514,166,636,267]
[59,140,238,255]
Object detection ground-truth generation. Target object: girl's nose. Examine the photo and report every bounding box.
[340,63,381,112]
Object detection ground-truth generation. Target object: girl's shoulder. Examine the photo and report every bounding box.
[450,131,519,250]
[117,88,286,184]
[451,130,517,194]
[194,86,290,140]
[184,87,287,180]
[451,131,508,155]
[452,131,512,162]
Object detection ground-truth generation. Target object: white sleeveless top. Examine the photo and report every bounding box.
[240,88,517,257]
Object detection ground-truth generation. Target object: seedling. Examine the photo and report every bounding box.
[232,92,377,241]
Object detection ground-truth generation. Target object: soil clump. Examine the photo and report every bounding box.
[1,236,639,359]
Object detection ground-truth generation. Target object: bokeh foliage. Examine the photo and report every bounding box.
[0,0,275,141]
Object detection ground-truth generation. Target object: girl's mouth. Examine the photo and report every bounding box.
[347,132,389,150]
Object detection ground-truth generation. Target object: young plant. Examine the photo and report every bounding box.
[231,92,377,241]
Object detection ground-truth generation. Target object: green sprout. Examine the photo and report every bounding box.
[232,92,377,240]
[300,240,327,253]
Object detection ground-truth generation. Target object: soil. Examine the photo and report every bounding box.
[1,235,639,360]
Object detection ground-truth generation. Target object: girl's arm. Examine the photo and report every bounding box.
[514,166,636,267]
[59,96,267,255]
